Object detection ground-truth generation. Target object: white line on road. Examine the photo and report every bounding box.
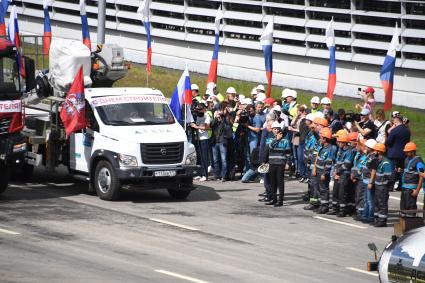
[346,267,379,277]
[0,228,21,235]
[313,216,367,229]
[148,218,200,231]
[389,196,423,207]
[155,270,209,283]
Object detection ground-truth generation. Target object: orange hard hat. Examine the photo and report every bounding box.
[337,134,350,143]
[403,142,417,152]
[374,143,386,153]
[348,132,359,142]
[313,117,329,127]
[335,129,348,137]
[320,128,332,140]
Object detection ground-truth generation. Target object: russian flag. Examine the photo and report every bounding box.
[8,5,25,78]
[380,23,399,111]
[325,17,336,100]
[43,0,52,55]
[137,0,152,74]
[2,0,10,14]
[206,5,223,84]
[60,65,87,138]
[169,66,194,124]
[80,0,91,50]
[0,0,10,37]
[260,17,274,98]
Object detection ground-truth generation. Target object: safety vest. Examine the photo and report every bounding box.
[375,157,392,186]
[309,135,322,169]
[362,153,376,184]
[206,110,213,138]
[402,156,424,190]
[304,131,315,160]
[268,135,291,165]
[335,146,354,175]
[351,151,364,180]
[315,143,336,173]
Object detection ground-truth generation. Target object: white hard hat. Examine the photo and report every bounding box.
[205,88,214,96]
[311,96,320,104]
[251,87,257,95]
[242,98,253,105]
[306,113,315,121]
[271,121,282,128]
[256,84,265,92]
[315,112,325,119]
[290,89,297,99]
[321,97,332,105]
[272,105,282,112]
[258,163,269,174]
[207,82,216,89]
[191,84,199,91]
[238,94,246,101]
[256,92,266,102]
[206,96,214,102]
[365,139,377,149]
[281,88,292,98]
[226,86,237,94]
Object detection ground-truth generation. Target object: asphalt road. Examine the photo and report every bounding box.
[0,168,423,283]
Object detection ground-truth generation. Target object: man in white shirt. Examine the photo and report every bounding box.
[191,103,211,181]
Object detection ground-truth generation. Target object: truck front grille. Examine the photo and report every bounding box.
[141,142,184,165]
[0,117,11,135]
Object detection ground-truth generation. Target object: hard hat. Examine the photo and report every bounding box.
[348,132,359,142]
[337,134,350,143]
[205,88,214,96]
[392,111,400,118]
[226,87,237,94]
[359,138,367,145]
[311,96,320,104]
[365,139,377,150]
[258,163,269,174]
[191,84,199,91]
[272,105,282,112]
[335,129,348,137]
[315,112,325,119]
[289,89,297,99]
[206,96,215,102]
[374,143,386,153]
[256,84,265,92]
[238,94,246,101]
[321,97,332,105]
[313,117,329,127]
[306,113,315,121]
[250,87,257,95]
[242,98,253,105]
[207,82,216,89]
[320,128,332,140]
[403,142,417,152]
[271,121,281,128]
[256,92,266,102]
[364,87,375,94]
[281,88,292,98]
[264,97,275,105]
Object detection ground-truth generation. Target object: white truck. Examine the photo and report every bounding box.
[19,38,200,201]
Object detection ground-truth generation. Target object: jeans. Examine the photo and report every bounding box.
[292,144,298,174]
[212,142,228,179]
[241,168,258,183]
[297,143,307,178]
[199,139,209,178]
[362,182,375,221]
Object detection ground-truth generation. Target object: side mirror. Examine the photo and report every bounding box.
[24,56,36,91]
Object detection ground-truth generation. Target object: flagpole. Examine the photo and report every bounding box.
[146,71,149,87]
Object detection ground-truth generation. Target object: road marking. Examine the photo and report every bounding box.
[389,196,423,207]
[155,270,209,283]
[346,267,379,277]
[0,228,20,235]
[148,218,199,231]
[313,216,367,229]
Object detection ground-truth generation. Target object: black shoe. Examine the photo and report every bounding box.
[361,218,374,224]
[299,177,305,183]
[337,211,347,218]
[304,204,317,210]
[274,202,283,207]
[374,221,387,227]
[258,192,266,197]
[326,210,338,215]
[317,207,329,214]
[258,197,270,202]
[265,200,277,205]
[302,194,310,202]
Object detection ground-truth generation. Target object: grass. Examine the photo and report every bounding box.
[116,64,425,157]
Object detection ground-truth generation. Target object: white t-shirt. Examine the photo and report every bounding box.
[196,114,211,140]
[374,119,390,143]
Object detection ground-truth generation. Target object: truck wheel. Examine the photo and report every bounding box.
[0,164,9,195]
[94,160,121,201]
[168,189,191,200]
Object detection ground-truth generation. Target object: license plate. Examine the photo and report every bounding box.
[154,170,176,177]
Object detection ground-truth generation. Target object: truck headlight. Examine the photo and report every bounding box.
[118,154,138,167]
[185,152,197,165]
[13,143,26,153]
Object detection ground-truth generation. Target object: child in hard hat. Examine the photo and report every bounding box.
[400,142,425,217]
[373,143,392,227]
[361,139,379,223]
[351,137,367,221]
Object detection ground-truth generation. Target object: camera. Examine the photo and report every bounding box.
[239,110,249,124]
[345,111,361,123]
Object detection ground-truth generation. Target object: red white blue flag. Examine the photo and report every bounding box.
[137,0,152,74]
[169,65,193,124]
[260,17,274,98]
[8,5,25,78]
[325,17,336,100]
[43,0,52,55]
[380,23,399,111]
[0,0,11,37]
[207,5,223,84]
[80,0,91,50]
[60,66,87,137]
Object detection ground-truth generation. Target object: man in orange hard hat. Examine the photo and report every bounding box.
[373,143,392,227]
[351,138,368,221]
[400,142,424,217]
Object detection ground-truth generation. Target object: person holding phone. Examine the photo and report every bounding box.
[355,87,376,119]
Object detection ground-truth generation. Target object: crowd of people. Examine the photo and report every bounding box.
[186,82,424,227]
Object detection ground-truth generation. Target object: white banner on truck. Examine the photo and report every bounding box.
[0,100,22,113]
[91,95,167,107]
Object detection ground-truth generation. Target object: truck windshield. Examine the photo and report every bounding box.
[0,57,20,94]
[96,102,175,126]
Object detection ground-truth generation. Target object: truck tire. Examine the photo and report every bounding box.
[94,160,121,201]
[0,164,9,195]
[168,189,191,200]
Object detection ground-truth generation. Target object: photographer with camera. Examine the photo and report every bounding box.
[354,108,376,140]
[210,109,233,181]
[190,103,211,182]
[355,87,376,119]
